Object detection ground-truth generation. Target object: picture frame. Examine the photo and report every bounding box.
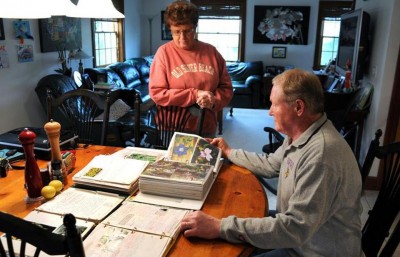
[253,5,310,45]
[272,47,286,59]
[96,73,107,83]
[0,19,5,40]
[38,17,82,53]
[161,11,172,40]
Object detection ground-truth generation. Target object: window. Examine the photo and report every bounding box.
[320,17,341,67]
[313,1,353,70]
[91,0,124,67]
[192,0,246,62]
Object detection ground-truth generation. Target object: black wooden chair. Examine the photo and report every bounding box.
[144,104,205,150]
[259,127,285,195]
[360,129,383,186]
[47,88,111,146]
[360,129,400,256]
[0,212,85,257]
[110,93,143,147]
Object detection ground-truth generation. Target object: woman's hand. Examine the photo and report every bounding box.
[197,90,215,109]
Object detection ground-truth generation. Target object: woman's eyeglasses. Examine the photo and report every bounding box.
[171,29,195,37]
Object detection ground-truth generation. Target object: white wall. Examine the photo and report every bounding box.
[355,0,400,175]
[144,0,319,70]
[244,0,319,70]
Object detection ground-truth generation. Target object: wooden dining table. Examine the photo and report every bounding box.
[0,145,268,257]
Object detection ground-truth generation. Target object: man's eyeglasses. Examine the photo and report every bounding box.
[171,29,195,37]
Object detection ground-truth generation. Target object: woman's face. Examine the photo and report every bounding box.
[170,24,196,50]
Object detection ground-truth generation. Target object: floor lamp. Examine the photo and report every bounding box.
[71,49,92,74]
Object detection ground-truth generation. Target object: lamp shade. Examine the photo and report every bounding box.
[69,0,125,18]
[47,0,79,17]
[71,49,93,60]
[0,0,51,19]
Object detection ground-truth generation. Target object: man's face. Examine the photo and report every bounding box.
[170,24,196,50]
[269,84,297,136]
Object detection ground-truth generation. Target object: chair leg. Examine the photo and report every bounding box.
[217,110,223,135]
[230,107,233,116]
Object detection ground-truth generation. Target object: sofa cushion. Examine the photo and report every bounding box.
[125,57,152,84]
[107,62,142,89]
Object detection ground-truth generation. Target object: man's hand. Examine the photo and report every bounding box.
[208,137,232,158]
[181,211,221,239]
[197,90,215,109]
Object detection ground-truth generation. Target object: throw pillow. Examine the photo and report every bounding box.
[95,99,131,121]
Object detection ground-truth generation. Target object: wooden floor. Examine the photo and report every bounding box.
[220,107,400,256]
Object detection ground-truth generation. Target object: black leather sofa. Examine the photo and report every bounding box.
[226,61,264,109]
[84,56,154,104]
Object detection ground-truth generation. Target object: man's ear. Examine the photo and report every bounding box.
[294,99,305,114]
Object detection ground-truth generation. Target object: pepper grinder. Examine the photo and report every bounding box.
[44,119,67,185]
[18,128,44,203]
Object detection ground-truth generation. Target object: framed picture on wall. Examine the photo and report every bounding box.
[0,19,5,40]
[253,5,310,45]
[272,47,286,58]
[38,17,82,52]
[161,11,172,40]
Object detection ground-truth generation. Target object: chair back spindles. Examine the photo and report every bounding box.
[47,89,111,146]
[361,129,400,256]
[149,105,205,150]
[0,212,85,257]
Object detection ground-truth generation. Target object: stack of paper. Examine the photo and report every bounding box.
[72,154,149,194]
[139,159,214,200]
[138,132,222,201]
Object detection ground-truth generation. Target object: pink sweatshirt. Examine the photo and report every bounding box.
[149,41,233,135]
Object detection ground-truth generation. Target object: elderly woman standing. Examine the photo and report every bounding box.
[149,0,233,137]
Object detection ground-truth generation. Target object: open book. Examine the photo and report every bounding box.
[165,132,222,172]
[35,187,124,223]
[83,201,188,257]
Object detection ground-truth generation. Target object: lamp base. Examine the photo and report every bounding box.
[78,60,84,74]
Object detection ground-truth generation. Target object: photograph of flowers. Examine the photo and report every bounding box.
[253,5,310,45]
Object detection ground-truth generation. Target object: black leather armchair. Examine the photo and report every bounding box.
[226,61,264,109]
